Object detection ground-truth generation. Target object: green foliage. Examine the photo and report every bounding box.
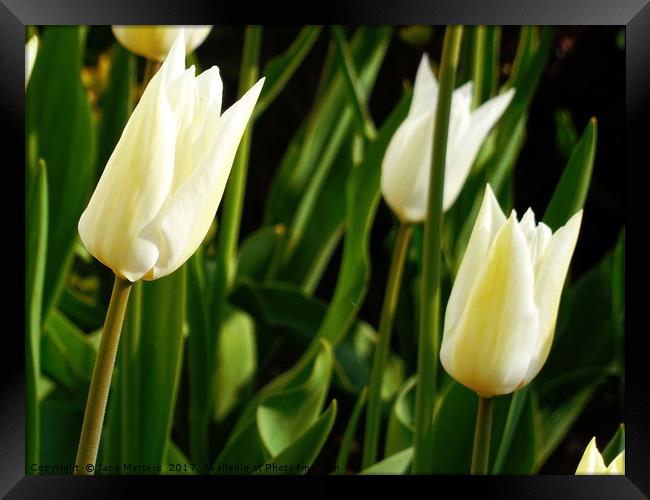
[28,26,623,477]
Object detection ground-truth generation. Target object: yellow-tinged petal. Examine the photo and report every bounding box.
[440,210,539,397]
[576,437,607,474]
[444,184,506,337]
[112,25,212,61]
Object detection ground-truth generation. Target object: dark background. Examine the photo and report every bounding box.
[84,26,625,473]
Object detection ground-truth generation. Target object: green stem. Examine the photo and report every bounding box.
[211,25,262,327]
[362,223,412,468]
[412,25,463,474]
[75,276,133,475]
[472,26,486,110]
[471,396,495,474]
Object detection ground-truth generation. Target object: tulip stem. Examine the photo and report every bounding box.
[412,25,463,474]
[75,275,132,475]
[472,26,486,110]
[362,223,412,469]
[471,396,495,475]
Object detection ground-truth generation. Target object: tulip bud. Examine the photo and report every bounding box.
[25,35,38,88]
[112,25,212,62]
[79,32,264,282]
[575,437,625,474]
[440,185,582,397]
[381,54,515,223]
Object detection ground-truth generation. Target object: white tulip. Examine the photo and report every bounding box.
[440,184,582,397]
[79,32,264,282]
[381,54,515,223]
[25,35,38,89]
[112,25,212,61]
[575,437,625,475]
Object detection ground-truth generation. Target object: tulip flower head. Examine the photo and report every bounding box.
[575,437,625,475]
[25,35,38,89]
[112,25,212,62]
[381,54,515,223]
[79,31,264,282]
[440,185,583,397]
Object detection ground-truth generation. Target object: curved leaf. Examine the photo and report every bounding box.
[255,400,338,475]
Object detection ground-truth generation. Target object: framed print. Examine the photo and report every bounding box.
[4,0,648,497]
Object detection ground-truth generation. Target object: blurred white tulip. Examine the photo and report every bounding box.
[381,54,514,223]
[112,25,212,61]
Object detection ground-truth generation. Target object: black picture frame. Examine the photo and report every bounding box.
[5,0,648,497]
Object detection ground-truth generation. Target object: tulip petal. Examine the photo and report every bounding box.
[380,108,434,223]
[444,184,506,335]
[78,34,187,282]
[440,210,538,397]
[519,208,552,272]
[576,437,607,474]
[409,54,438,117]
[522,210,583,385]
[143,78,265,280]
[443,88,515,210]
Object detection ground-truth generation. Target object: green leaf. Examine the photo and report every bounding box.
[602,424,625,465]
[543,118,597,230]
[257,341,333,456]
[58,285,106,332]
[27,26,95,321]
[554,108,578,161]
[213,308,257,422]
[255,26,322,116]
[385,376,416,457]
[214,341,334,472]
[26,160,48,468]
[212,417,269,475]
[164,441,196,475]
[255,400,338,475]
[332,26,376,140]
[185,251,211,464]
[264,27,391,227]
[312,88,411,350]
[40,387,85,469]
[103,267,187,470]
[236,225,284,283]
[335,387,368,474]
[42,310,96,391]
[273,135,352,293]
[387,376,535,474]
[533,247,620,469]
[491,387,529,474]
[230,280,403,398]
[360,447,413,475]
[95,44,136,183]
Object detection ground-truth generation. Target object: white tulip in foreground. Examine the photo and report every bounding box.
[25,35,38,89]
[79,32,264,282]
[381,54,515,223]
[112,25,212,61]
[440,184,583,397]
[575,437,624,475]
